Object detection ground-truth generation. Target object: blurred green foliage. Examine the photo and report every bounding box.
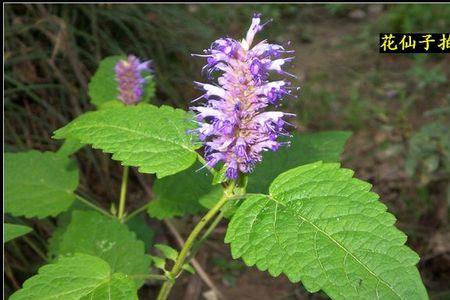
[406,96,450,187]
[381,4,450,32]
[210,256,246,287]
[408,56,447,90]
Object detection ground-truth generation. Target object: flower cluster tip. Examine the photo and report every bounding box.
[191,13,298,180]
[115,55,152,105]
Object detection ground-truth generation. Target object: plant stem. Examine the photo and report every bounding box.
[199,211,224,245]
[156,182,235,300]
[170,186,232,275]
[75,194,112,218]
[187,193,247,261]
[118,166,129,222]
[131,274,167,281]
[123,202,151,223]
[188,211,224,262]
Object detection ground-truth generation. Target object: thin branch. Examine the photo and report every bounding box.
[124,202,151,223]
[130,274,167,281]
[74,194,113,218]
[117,166,130,222]
[164,219,226,300]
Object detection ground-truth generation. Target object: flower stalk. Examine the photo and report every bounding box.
[156,181,236,300]
[158,13,295,300]
[117,166,129,222]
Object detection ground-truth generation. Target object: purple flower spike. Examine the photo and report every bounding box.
[115,55,152,105]
[191,14,297,180]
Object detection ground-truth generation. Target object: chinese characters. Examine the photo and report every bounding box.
[380,33,450,53]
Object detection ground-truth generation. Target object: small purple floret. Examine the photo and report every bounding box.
[191,14,297,179]
[115,55,152,105]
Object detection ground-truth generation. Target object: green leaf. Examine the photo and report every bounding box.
[53,104,200,178]
[226,162,427,300]
[126,215,155,251]
[148,162,222,219]
[88,55,156,108]
[57,138,84,157]
[88,55,124,107]
[80,273,137,300]
[247,131,351,194]
[142,74,156,102]
[182,263,195,274]
[155,244,178,261]
[47,201,96,259]
[4,223,32,243]
[52,210,151,287]
[97,100,125,110]
[150,256,166,271]
[5,151,79,218]
[211,164,227,185]
[9,253,137,300]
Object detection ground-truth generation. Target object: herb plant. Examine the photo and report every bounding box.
[5,14,428,300]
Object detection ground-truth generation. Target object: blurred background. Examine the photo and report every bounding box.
[4,4,450,299]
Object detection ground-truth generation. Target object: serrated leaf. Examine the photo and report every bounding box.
[88,56,156,108]
[4,223,32,243]
[5,151,79,219]
[53,104,200,178]
[148,162,222,219]
[53,210,151,287]
[248,131,351,194]
[9,253,137,300]
[226,162,427,300]
[155,244,178,261]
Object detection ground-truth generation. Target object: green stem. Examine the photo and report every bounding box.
[188,193,248,260]
[75,194,112,218]
[156,281,174,300]
[130,274,167,281]
[131,194,243,229]
[118,166,129,222]
[123,202,151,223]
[199,211,224,244]
[156,182,235,300]
[188,211,224,262]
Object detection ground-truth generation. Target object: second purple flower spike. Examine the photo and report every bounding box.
[191,13,297,180]
[115,55,152,105]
